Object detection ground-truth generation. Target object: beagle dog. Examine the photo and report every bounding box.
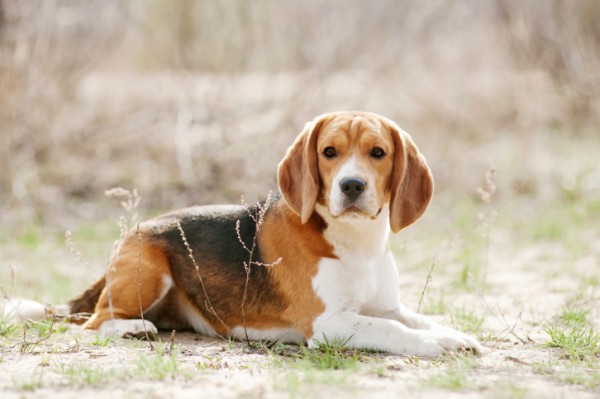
[9,111,481,356]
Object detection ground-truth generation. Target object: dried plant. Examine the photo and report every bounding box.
[417,254,436,314]
[476,163,498,287]
[105,187,142,230]
[176,222,228,338]
[102,187,144,334]
[136,223,154,349]
[237,191,282,346]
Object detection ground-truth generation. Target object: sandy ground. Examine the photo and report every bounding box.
[0,331,597,399]
[1,232,599,399]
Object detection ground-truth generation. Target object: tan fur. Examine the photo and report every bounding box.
[314,113,395,213]
[83,234,172,330]
[385,118,434,232]
[259,201,334,336]
[277,117,324,223]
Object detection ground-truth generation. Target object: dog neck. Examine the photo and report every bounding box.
[314,203,390,259]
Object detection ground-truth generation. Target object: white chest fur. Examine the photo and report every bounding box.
[312,204,399,315]
[308,204,483,356]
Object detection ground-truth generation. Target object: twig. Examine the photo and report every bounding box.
[169,329,176,353]
[20,315,57,354]
[177,222,228,337]
[0,263,16,301]
[237,192,282,347]
[499,309,527,344]
[136,223,154,349]
[468,271,527,344]
[505,355,530,366]
[417,253,436,313]
[476,162,497,288]
[104,187,142,331]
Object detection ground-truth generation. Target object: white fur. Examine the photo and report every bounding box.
[174,294,219,337]
[329,155,380,218]
[99,319,158,337]
[312,203,482,356]
[143,275,219,337]
[230,326,304,344]
[3,299,47,323]
[147,275,174,312]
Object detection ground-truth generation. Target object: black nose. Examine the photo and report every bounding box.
[340,177,366,201]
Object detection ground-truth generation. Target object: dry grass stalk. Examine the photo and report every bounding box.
[477,162,498,287]
[476,164,497,204]
[0,263,16,301]
[468,271,526,345]
[64,231,82,262]
[176,221,228,338]
[237,191,282,346]
[136,223,154,349]
[105,187,141,229]
[102,188,144,335]
[19,315,56,354]
[417,254,436,313]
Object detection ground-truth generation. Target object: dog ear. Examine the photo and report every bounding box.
[387,122,434,233]
[277,118,325,223]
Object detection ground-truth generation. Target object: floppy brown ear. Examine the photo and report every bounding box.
[388,124,434,233]
[277,118,324,223]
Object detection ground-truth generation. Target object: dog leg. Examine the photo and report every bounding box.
[83,237,172,339]
[383,304,483,354]
[311,312,480,356]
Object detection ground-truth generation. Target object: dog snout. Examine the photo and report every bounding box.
[340,177,366,202]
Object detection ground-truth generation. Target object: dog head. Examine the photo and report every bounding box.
[278,111,433,233]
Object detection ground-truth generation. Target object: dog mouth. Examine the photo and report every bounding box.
[341,205,365,216]
[333,203,380,219]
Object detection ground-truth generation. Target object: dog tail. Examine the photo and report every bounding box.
[2,277,105,324]
[3,298,49,322]
[68,276,105,315]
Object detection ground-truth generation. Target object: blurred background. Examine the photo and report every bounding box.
[1,1,599,303]
[2,0,599,225]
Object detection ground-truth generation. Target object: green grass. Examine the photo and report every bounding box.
[264,336,363,371]
[12,370,44,391]
[57,362,118,386]
[559,307,589,327]
[28,317,69,337]
[270,337,364,397]
[0,314,18,338]
[560,368,600,389]
[426,354,480,391]
[422,295,449,315]
[545,325,600,360]
[452,309,485,338]
[582,275,600,287]
[485,383,528,399]
[196,355,227,370]
[279,369,353,397]
[91,335,113,347]
[134,343,184,380]
[545,304,600,361]
[298,336,361,371]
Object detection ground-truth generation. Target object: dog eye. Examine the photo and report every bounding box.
[323,147,337,159]
[370,147,386,159]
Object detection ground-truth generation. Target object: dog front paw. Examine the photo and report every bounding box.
[408,329,482,357]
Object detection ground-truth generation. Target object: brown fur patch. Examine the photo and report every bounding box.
[82,233,172,330]
[68,277,105,319]
[258,201,335,337]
